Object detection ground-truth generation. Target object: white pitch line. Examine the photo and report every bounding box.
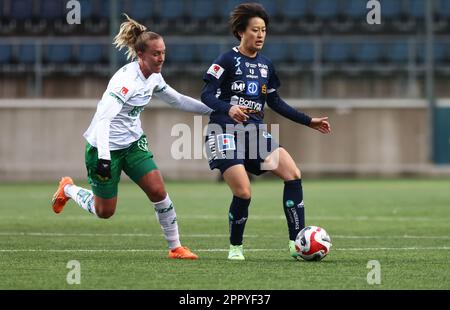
[1,232,450,240]
[1,247,450,253]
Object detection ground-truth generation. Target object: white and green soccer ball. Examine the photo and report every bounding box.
[295,226,332,261]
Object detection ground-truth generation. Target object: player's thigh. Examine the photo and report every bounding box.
[85,143,122,200]
[122,135,164,201]
[222,164,252,199]
[267,147,301,181]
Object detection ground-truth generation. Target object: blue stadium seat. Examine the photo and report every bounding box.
[166,43,195,63]
[385,42,409,63]
[291,42,315,63]
[219,0,244,19]
[257,0,279,16]
[0,44,12,64]
[159,0,185,19]
[281,0,308,18]
[409,0,425,19]
[381,0,402,18]
[46,44,73,64]
[197,43,222,63]
[323,42,352,63]
[312,0,339,18]
[190,0,216,19]
[18,43,36,64]
[78,44,105,64]
[79,0,94,18]
[417,42,448,64]
[435,0,450,18]
[344,0,367,18]
[125,0,155,21]
[263,42,288,63]
[354,42,383,63]
[10,0,33,20]
[39,0,65,19]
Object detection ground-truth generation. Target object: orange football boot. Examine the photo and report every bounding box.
[168,246,198,260]
[51,176,74,214]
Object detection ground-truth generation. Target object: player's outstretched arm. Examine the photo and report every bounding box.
[155,85,213,115]
[308,117,331,134]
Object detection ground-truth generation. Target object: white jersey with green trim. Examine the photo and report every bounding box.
[83,61,167,152]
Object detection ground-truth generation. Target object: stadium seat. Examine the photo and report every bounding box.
[190,0,216,19]
[165,43,195,63]
[124,0,155,22]
[79,0,94,18]
[78,44,105,64]
[381,0,402,18]
[45,44,73,64]
[39,0,65,20]
[409,0,425,19]
[291,41,315,64]
[385,41,409,63]
[159,0,185,19]
[354,42,383,63]
[281,0,308,18]
[344,0,367,18]
[435,0,450,19]
[196,43,222,64]
[219,0,245,19]
[312,0,339,18]
[0,44,12,64]
[10,0,33,21]
[263,41,288,63]
[257,0,279,17]
[322,42,353,63]
[18,43,36,65]
[417,42,448,64]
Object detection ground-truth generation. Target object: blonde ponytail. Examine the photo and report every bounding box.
[113,14,160,61]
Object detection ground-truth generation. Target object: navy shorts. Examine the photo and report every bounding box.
[205,123,280,175]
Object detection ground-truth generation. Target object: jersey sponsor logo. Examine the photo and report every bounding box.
[120,87,129,96]
[246,81,259,95]
[259,68,268,78]
[207,64,225,79]
[217,134,236,152]
[245,62,257,68]
[231,80,245,93]
[230,95,262,111]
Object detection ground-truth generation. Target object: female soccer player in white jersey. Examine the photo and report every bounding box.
[201,3,331,260]
[51,14,212,259]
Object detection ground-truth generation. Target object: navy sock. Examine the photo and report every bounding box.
[229,196,251,246]
[283,179,305,241]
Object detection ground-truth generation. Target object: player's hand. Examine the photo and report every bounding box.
[96,159,111,181]
[309,117,331,134]
[228,105,249,123]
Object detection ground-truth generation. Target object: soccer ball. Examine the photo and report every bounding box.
[294,226,332,261]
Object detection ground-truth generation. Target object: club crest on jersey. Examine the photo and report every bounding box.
[217,134,235,152]
[246,81,259,95]
[207,64,224,79]
[120,87,129,96]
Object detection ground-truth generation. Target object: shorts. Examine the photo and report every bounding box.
[85,135,158,199]
[205,123,279,175]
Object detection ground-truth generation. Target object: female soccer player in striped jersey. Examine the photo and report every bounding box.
[201,3,331,260]
[51,14,212,260]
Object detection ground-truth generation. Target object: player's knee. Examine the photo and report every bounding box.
[284,167,301,181]
[148,186,167,202]
[234,188,251,200]
[96,208,115,219]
